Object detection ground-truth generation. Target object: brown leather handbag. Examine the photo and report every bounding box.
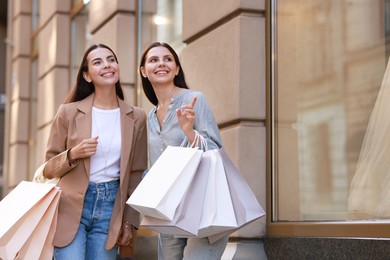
[118,229,137,257]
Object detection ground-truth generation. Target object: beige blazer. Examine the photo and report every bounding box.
[43,94,147,250]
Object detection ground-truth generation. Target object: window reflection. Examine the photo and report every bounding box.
[32,0,39,30]
[155,0,184,52]
[139,0,184,53]
[273,0,388,221]
[70,4,90,88]
[137,0,184,109]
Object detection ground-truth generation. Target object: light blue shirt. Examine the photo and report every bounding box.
[148,89,222,166]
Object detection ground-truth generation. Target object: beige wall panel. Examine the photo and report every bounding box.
[90,14,136,84]
[34,126,52,173]
[38,14,70,77]
[12,0,31,16]
[220,123,266,238]
[9,100,29,143]
[12,15,31,59]
[37,68,69,127]
[239,16,265,120]
[182,0,264,41]
[39,0,70,27]
[89,0,136,33]
[181,16,264,124]
[140,0,157,13]
[121,84,135,105]
[8,145,28,186]
[11,58,31,101]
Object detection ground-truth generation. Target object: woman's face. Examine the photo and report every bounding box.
[141,46,179,86]
[83,47,120,88]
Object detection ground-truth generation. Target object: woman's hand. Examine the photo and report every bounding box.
[177,96,197,142]
[116,224,134,246]
[68,136,99,164]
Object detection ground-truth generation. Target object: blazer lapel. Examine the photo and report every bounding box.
[119,99,134,184]
[75,94,94,177]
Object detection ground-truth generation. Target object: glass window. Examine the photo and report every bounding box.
[70,3,90,88]
[29,0,39,178]
[29,58,38,175]
[137,0,184,108]
[270,0,390,227]
[31,0,39,57]
[154,0,184,52]
[32,0,39,30]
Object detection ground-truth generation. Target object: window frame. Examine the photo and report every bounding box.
[266,0,390,238]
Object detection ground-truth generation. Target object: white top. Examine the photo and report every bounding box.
[90,107,121,183]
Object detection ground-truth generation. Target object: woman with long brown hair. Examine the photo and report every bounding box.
[43,43,147,259]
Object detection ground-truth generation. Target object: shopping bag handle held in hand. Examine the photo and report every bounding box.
[180,130,208,151]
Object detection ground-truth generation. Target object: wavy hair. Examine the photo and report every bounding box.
[139,42,189,106]
[64,43,124,103]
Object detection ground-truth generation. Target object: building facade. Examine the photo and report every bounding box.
[3,0,390,259]
[3,0,265,259]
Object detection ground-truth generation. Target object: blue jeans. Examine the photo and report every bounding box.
[54,180,119,260]
[158,234,229,260]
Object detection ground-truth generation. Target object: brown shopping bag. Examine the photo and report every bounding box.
[0,181,61,260]
[140,153,211,236]
[127,146,203,221]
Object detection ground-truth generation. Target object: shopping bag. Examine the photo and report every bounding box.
[197,149,237,237]
[219,148,265,229]
[188,148,265,243]
[0,181,61,260]
[32,162,60,185]
[127,146,203,220]
[140,153,211,236]
[205,148,265,244]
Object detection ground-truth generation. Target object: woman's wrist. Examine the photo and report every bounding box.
[184,129,197,145]
[123,221,138,231]
[67,149,78,165]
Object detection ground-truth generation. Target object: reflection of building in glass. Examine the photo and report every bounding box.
[276,1,386,220]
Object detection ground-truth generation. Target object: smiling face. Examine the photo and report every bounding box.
[83,47,120,88]
[140,46,180,86]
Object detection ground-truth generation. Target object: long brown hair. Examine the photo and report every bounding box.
[139,42,189,106]
[64,44,124,103]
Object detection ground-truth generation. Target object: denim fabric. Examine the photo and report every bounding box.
[158,234,229,260]
[54,180,119,260]
[148,90,223,166]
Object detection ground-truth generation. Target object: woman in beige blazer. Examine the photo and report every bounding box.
[43,44,147,259]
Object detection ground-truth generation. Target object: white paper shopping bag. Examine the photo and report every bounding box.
[207,148,265,244]
[0,181,61,260]
[140,154,211,236]
[219,148,265,227]
[197,150,237,237]
[16,188,60,260]
[127,146,203,220]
